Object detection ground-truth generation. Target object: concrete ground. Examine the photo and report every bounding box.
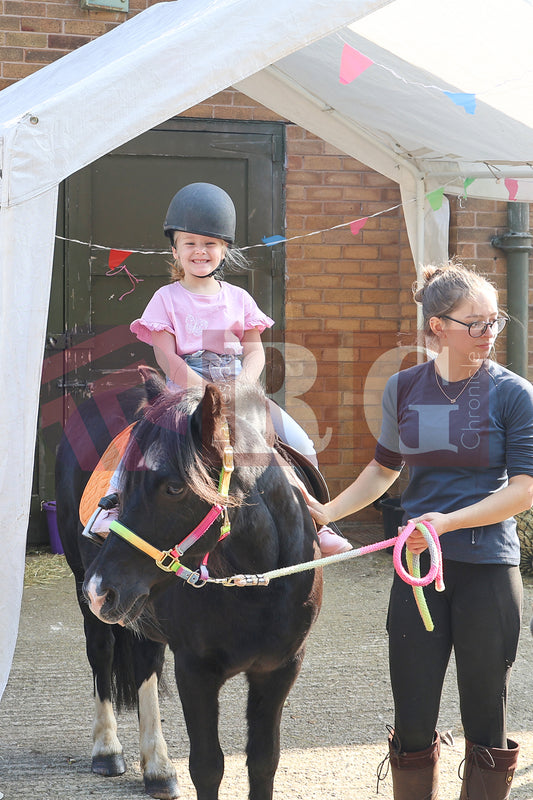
[2,530,533,799]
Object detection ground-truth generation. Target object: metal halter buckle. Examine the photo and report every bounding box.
[156,550,181,572]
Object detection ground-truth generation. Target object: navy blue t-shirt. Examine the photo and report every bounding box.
[375,359,533,564]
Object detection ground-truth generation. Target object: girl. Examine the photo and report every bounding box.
[96,183,350,556]
[307,261,533,799]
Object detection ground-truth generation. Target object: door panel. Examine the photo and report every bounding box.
[34,119,285,544]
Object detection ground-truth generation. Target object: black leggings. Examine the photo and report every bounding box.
[387,558,522,753]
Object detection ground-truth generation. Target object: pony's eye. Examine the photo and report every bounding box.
[165,482,185,497]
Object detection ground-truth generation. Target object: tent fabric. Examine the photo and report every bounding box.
[1,0,533,698]
[0,0,390,702]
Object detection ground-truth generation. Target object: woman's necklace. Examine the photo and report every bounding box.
[434,362,481,404]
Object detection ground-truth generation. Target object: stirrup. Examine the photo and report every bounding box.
[81,493,119,546]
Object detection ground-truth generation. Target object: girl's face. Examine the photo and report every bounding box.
[172,231,225,279]
[430,288,500,365]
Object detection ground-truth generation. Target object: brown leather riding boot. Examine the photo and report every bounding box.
[459,738,519,800]
[382,729,440,799]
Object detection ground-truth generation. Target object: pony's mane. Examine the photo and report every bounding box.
[120,381,274,506]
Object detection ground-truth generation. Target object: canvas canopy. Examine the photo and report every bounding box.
[1,0,533,697]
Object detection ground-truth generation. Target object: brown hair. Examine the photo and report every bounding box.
[413,260,498,339]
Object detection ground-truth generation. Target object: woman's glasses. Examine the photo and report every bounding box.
[440,315,507,338]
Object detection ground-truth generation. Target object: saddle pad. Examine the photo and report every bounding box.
[79,422,136,526]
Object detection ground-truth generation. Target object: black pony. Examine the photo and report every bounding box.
[56,368,323,800]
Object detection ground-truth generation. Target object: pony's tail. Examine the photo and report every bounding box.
[99,626,167,713]
[106,626,139,712]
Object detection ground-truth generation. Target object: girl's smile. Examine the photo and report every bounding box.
[172,232,225,280]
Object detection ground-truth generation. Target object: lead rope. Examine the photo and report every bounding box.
[208,521,444,632]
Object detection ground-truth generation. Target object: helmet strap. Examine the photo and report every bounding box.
[197,257,225,279]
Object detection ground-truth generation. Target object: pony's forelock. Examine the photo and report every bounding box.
[122,388,227,506]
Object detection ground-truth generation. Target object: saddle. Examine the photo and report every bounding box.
[273,438,330,505]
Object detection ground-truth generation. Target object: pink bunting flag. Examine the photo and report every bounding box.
[350,217,368,236]
[339,45,374,85]
[108,249,133,270]
[504,179,519,201]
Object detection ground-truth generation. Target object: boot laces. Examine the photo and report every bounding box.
[458,743,496,785]
[376,724,398,794]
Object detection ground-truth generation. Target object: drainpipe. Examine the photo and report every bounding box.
[491,203,532,378]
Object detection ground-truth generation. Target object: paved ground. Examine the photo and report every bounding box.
[2,531,533,799]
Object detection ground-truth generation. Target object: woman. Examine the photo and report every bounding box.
[308,261,533,799]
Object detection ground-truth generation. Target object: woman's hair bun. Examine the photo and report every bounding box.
[412,265,443,303]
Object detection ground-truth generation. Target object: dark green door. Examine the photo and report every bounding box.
[34,118,285,544]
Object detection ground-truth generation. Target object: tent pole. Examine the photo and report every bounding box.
[416,177,425,356]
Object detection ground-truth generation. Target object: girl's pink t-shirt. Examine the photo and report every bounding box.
[130,281,274,356]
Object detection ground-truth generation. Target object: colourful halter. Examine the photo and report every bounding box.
[109,421,234,587]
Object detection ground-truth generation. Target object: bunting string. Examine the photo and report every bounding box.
[53,34,533,269]
[52,166,525,272]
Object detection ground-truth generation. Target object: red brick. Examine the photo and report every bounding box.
[0,45,22,59]
[22,17,62,32]
[5,1,46,15]
[303,156,343,171]
[3,61,40,77]
[48,33,91,49]
[25,47,68,62]
[64,18,106,34]
[0,15,21,30]
[303,303,341,317]
[5,30,47,46]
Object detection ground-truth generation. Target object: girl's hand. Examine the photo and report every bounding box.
[404,512,450,554]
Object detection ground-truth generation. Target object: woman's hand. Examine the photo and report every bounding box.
[404,512,450,554]
[307,497,332,527]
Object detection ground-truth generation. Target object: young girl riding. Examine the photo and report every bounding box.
[95,182,350,556]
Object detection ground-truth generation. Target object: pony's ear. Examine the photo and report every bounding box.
[190,383,228,456]
[138,365,167,404]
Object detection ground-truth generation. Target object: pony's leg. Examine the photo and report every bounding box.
[80,603,126,776]
[92,694,124,775]
[246,659,303,800]
[138,672,180,800]
[175,663,224,800]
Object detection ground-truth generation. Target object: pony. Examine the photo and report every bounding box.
[55,368,323,800]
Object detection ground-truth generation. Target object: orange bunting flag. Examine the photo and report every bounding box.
[339,45,374,84]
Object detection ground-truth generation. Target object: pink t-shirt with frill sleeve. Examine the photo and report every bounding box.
[130,281,274,356]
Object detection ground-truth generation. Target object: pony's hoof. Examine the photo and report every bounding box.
[91,752,126,776]
[144,774,180,799]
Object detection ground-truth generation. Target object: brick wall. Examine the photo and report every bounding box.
[0,0,165,89]
[1,1,528,524]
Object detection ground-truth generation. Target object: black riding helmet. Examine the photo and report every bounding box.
[163,182,236,245]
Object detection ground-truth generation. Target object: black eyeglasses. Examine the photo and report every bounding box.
[440,315,507,338]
